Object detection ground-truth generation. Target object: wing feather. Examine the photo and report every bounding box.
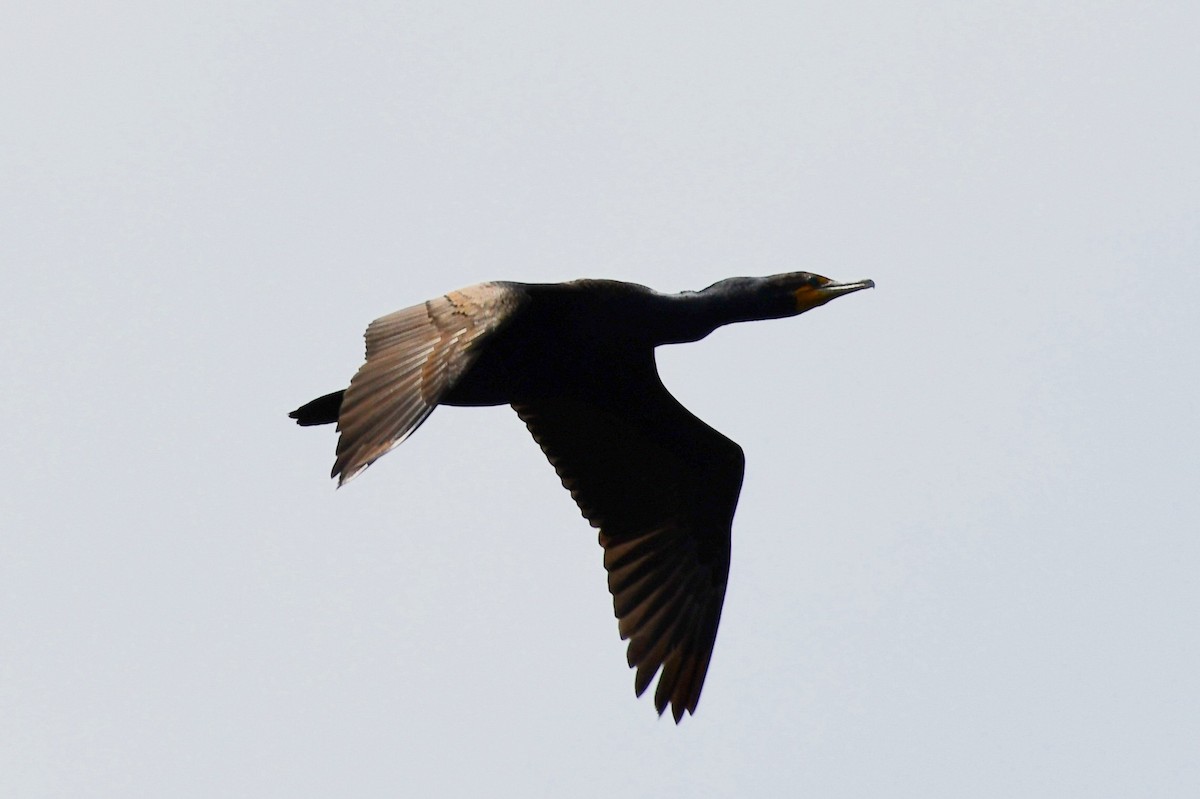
[332,283,525,483]
[513,353,744,722]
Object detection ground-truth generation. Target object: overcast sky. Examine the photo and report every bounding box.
[3,2,1198,796]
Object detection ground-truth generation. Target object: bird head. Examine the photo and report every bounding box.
[770,272,876,315]
[672,272,876,342]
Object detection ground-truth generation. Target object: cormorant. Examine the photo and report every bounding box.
[290,272,874,721]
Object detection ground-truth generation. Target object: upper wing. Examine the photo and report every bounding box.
[513,353,744,722]
[333,283,525,483]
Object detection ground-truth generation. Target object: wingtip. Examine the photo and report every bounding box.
[655,697,689,724]
[651,684,691,724]
[331,460,369,488]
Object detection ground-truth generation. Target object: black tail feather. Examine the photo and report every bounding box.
[289,390,345,426]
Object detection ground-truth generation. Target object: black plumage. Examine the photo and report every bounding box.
[291,272,873,721]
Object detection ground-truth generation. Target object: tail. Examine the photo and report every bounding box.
[289,390,345,426]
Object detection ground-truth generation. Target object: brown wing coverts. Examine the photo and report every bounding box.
[333,283,524,483]
[514,370,744,722]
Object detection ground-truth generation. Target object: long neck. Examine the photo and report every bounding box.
[656,280,777,345]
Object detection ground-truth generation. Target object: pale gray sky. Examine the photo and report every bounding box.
[3,2,1198,796]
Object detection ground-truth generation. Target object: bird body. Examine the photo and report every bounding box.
[291,272,873,721]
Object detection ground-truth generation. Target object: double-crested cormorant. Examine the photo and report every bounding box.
[290,272,873,721]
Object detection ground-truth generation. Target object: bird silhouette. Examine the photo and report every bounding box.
[291,272,874,721]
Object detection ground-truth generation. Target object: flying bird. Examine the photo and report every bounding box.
[290,272,873,721]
